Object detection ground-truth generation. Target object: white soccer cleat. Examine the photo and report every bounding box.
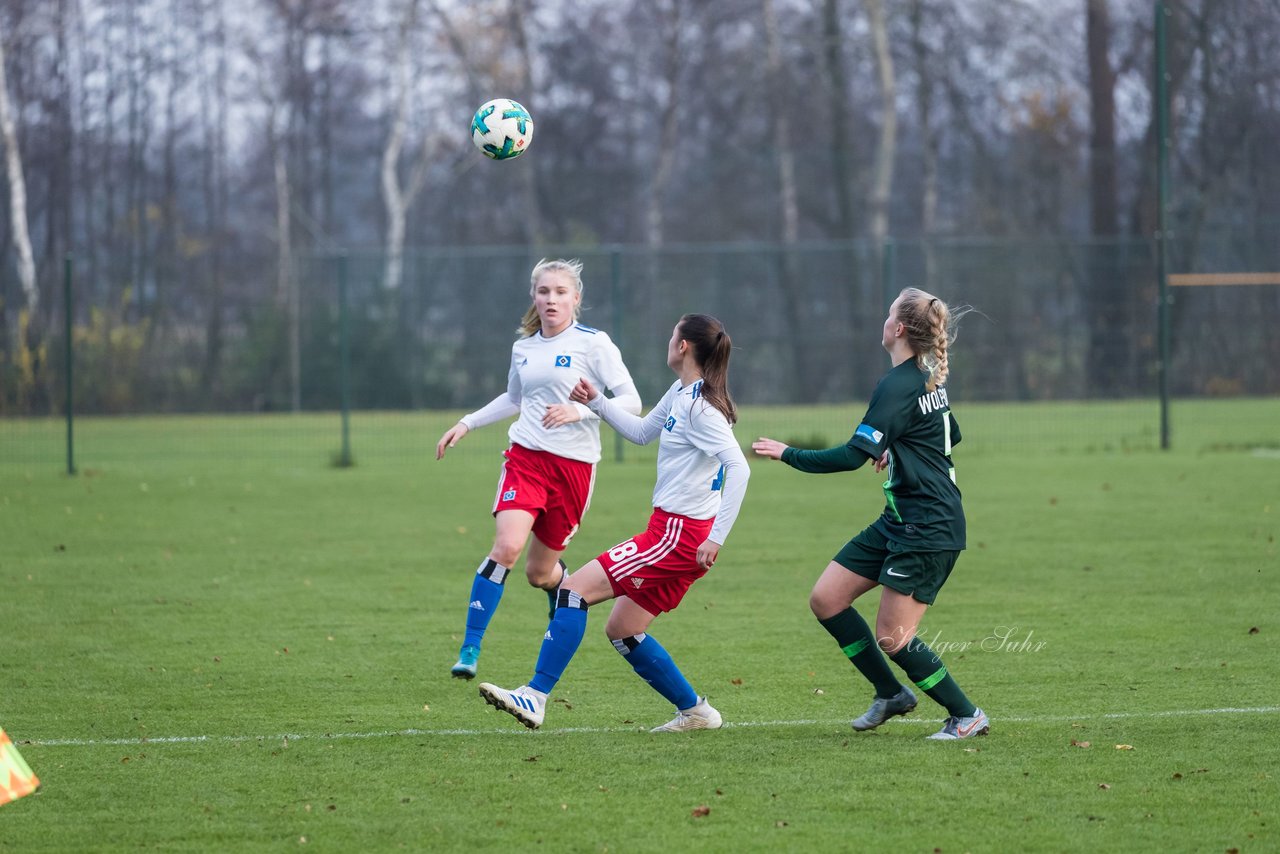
[479,683,546,730]
[649,697,723,733]
[927,707,990,740]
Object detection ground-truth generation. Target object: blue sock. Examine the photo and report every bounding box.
[462,558,508,648]
[529,590,589,694]
[613,633,698,711]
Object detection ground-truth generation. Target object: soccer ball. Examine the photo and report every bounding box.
[470,98,534,161]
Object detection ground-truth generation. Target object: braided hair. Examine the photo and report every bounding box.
[894,287,968,392]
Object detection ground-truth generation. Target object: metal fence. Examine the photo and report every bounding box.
[2,237,1278,466]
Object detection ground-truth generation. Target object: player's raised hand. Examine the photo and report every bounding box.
[436,422,469,460]
[751,437,787,460]
[543,402,582,429]
[569,377,599,404]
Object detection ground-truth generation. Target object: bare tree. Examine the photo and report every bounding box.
[910,0,939,288]
[197,0,230,398]
[1084,0,1126,395]
[509,0,545,244]
[863,0,897,259]
[643,0,686,251]
[763,0,815,399]
[1087,0,1119,237]
[381,0,430,292]
[0,37,38,318]
[820,0,855,238]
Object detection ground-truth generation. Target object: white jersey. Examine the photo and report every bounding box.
[505,324,635,464]
[590,378,750,545]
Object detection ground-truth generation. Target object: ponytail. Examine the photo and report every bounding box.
[678,314,737,424]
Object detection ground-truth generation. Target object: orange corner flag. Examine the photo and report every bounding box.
[0,727,40,806]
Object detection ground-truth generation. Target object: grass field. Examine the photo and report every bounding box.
[2,400,1278,852]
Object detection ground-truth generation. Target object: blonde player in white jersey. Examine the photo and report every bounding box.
[478,313,750,732]
[436,259,641,680]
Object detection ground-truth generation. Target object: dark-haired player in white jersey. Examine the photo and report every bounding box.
[436,259,641,681]
[754,288,988,741]
[478,314,750,732]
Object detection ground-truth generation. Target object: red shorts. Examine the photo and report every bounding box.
[597,508,715,615]
[492,444,597,551]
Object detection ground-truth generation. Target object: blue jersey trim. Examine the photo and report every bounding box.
[574,324,598,334]
[855,423,885,446]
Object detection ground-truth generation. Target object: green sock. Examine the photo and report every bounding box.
[889,636,977,717]
[818,608,902,698]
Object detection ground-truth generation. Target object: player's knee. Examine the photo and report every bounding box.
[524,557,564,589]
[489,541,523,568]
[809,587,841,619]
[876,628,908,655]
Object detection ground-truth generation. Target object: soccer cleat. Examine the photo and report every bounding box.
[850,686,918,731]
[479,683,546,729]
[451,645,480,680]
[927,707,990,740]
[649,697,723,733]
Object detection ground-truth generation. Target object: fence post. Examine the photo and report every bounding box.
[610,247,624,463]
[1155,0,1171,450]
[64,253,75,476]
[336,252,353,467]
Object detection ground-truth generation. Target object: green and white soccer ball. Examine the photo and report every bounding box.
[470,98,534,161]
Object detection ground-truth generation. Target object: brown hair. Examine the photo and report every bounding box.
[517,258,584,336]
[678,313,737,424]
[894,287,968,391]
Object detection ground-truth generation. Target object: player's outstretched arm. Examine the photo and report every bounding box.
[437,392,520,458]
[752,437,788,460]
[436,422,469,460]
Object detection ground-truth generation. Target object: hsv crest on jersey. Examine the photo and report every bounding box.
[632,578,643,588]
[555,355,572,368]
[664,415,677,432]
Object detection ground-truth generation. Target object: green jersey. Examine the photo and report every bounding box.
[781,360,965,550]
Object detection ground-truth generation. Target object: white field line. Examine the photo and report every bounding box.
[22,705,1280,748]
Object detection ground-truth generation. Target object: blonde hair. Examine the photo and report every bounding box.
[894,287,968,391]
[517,258,584,336]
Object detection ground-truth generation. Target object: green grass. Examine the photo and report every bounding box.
[1,400,1278,852]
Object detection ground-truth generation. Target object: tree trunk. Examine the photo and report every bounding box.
[381,0,424,293]
[645,0,684,251]
[763,0,814,401]
[910,0,939,290]
[509,0,545,244]
[1084,0,1126,395]
[1087,0,1119,237]
[821,0,854,238]
[863,0,897,294]
[0,39,39,319]
[199,0,229,400]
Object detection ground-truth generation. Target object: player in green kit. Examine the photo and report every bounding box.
[753,287,988,740]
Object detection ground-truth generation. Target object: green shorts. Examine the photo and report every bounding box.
[833,525,960,605]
